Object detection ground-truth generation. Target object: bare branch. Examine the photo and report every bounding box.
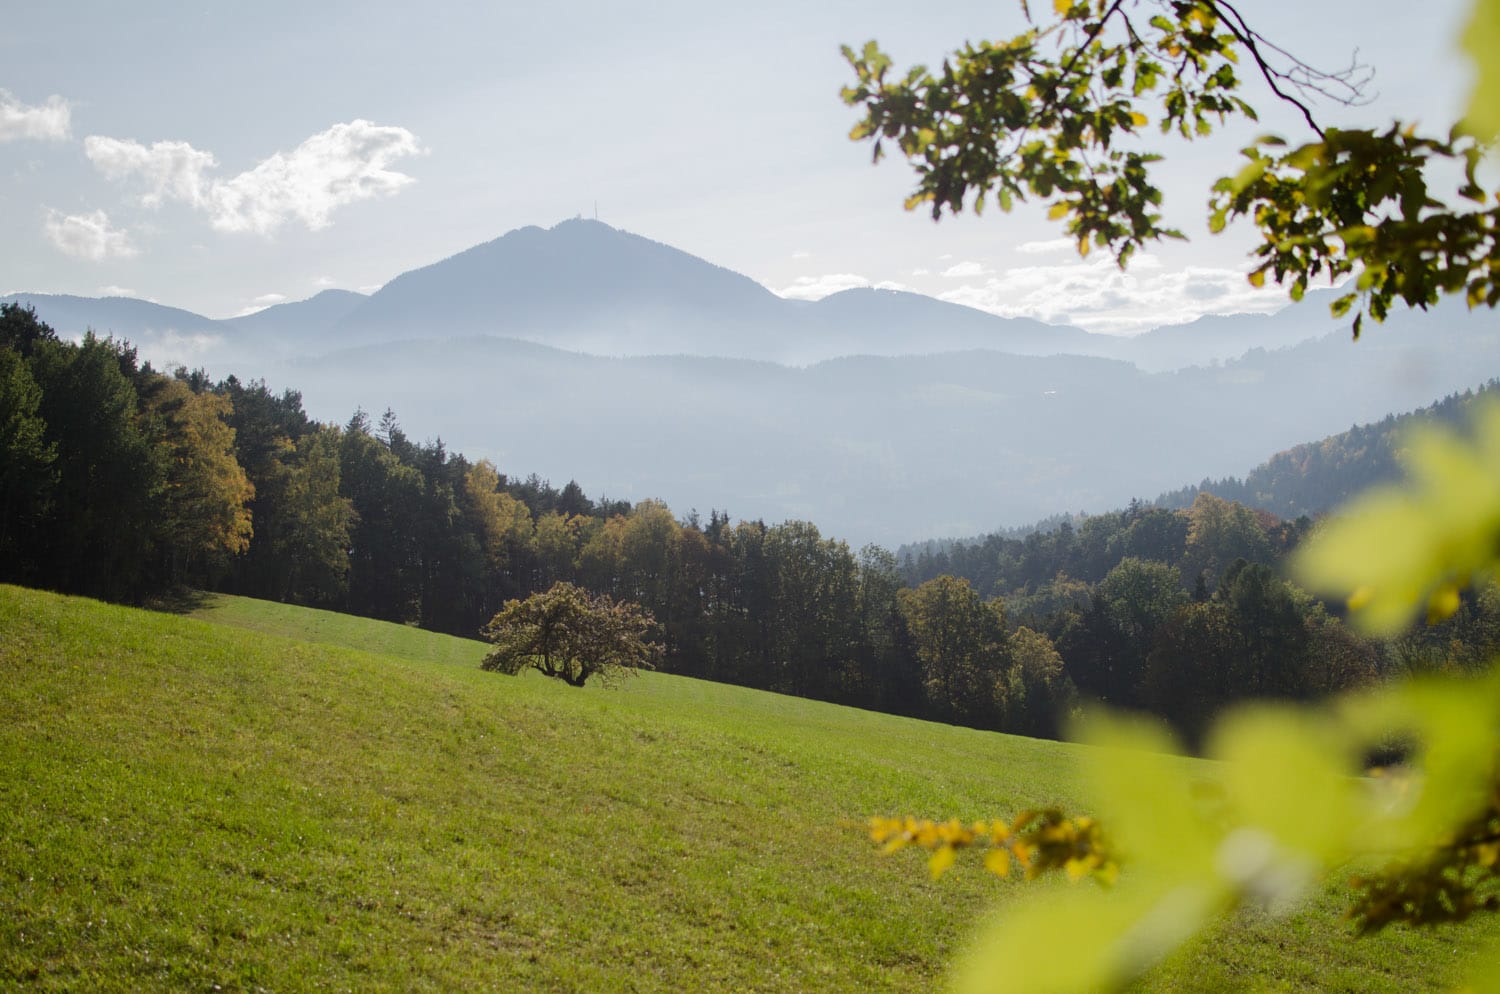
[1210,0,1375,138]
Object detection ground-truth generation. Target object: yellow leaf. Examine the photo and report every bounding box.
[929,845,957,879]
[1053,0,1074,13]
[1427,583,1463,623]
[984,849,1012,878]
[1247,269,1266,288]
[1129,111,1148,127]
[1047,201,1070,220]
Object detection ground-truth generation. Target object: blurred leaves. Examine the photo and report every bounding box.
[1463,0,1500,139]
[1295,401,1500,635]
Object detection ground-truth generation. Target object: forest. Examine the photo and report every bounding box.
[4,301,1497,746]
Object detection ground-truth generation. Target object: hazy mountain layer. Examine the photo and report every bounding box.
[9,220,1499,547]
[7,219,1357,370]
[258,298,1499,548]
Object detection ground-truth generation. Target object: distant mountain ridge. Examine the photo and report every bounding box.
[9,218,1498,545]
[273,300,1500,546]
[1155,380,1500,518]
[5,218,1348,369]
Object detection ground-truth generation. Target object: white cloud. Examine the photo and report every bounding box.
[132,329,226,368]
[777,272,871,300]
[0,90,70,142]
[97,284,137,297]
[791,249,810,259]
[85,136,216,207]
[84,120,425,235]
[776,274,914,301]
[43,209,138,260]
[313,275,336,287]
[231,292,289,318]
[1015,237,1076,255]
[941,260,988,278]
[938,254,1285,334]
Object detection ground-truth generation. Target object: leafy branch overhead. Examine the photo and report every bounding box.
[841,0,1500,335]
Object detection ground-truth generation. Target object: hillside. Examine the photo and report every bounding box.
[3,585,1496,992]
[1157,380,1500,517]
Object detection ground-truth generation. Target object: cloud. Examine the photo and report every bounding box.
[791,249,810,259]
[776,274,914,301]
[231,292,289,318]
[777,273,871,300]
[0,90,70,142]
[43,209,138,260]
[85,136,216,207]
[84,120,424,235]
[937,254,1284,334]
[1015,237,1076,255]
[97,285,137,297]
[313,275,336,287]
[941,260,988,278]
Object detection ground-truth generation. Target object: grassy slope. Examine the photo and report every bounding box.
[1,587,1495,992]
[184,593,490,668]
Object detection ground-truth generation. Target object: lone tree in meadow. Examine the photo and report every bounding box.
[480,581,663,687]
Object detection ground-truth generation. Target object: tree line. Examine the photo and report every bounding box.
[5,302,1494,744]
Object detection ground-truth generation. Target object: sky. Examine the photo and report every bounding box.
[0,1,1477,335]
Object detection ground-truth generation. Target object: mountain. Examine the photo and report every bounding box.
[273,293,1500,547]
[332,219,787,353]
[8,218,1360,370]
[9,219,1500,546]
[0,293,231,343]
[802,287,1102,358]
[327,218,1113,363]
[1103,288,1355,372]
[234,288,368,344]
[1155,380,1500,518]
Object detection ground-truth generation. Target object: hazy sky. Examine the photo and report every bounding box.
[0,1,1475,334]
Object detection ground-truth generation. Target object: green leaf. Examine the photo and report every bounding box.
[1208,707,1358,866]
[1293,400,1500,635]
[1226,157,1268,194]
[952,885,1221,994]
[1462,0,1500,138]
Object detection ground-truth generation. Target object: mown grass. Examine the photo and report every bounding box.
[2,584,1496,992]
[183,592,489,668]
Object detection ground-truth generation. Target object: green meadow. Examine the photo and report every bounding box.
[2,585,1495,992]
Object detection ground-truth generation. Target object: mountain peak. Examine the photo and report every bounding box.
[549,216,617,233]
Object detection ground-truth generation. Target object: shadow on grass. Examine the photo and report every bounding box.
[144,586,215,615]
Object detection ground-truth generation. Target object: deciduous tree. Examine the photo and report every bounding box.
[480,581,663,687]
